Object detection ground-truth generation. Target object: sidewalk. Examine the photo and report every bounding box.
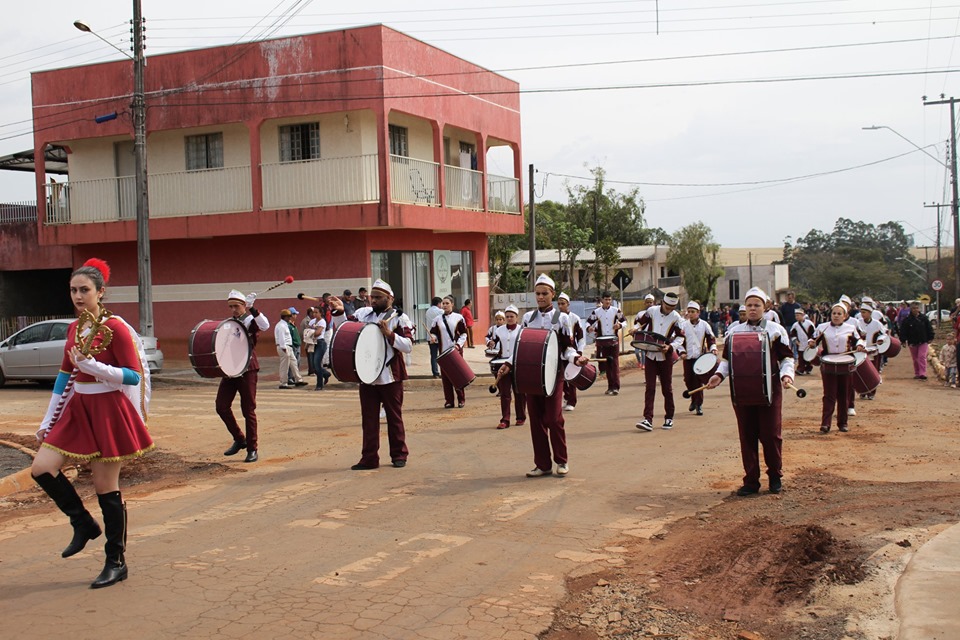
[896,521,960,639]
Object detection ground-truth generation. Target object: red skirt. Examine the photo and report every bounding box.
[42,391,154,462]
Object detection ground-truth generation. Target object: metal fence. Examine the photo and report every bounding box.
[0,315,74,342]
[0,201,38,224]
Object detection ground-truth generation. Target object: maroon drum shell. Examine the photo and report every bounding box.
[565,362,597,391]
[329,322,381,384]
[438,347,476,388]
[728,332,774,406]
[851,356,882,394]
[513,328,560,397]
[630,331,670,352]
[189,318,251,378]
[879,335,902,359]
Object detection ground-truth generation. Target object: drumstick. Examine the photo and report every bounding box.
[488,365,511,393]
[255,275,294,296]
[682,383,710,399]
[785,382,807,398]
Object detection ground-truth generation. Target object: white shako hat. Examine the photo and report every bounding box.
[662,292,679,305]
[862,296,875,305]
[839,294,852,307]
[795,308,805,315]
[557,292,570,302]
[644,293,655,301]
[505,304,519,315]
[861,302,874,312]
[687,300,700,311]
[744,286,768,303]
[495,310,505,318]
[227,289,246,303]
[371,278,393,297]
[534,273,556,290]
[832,301,847,311]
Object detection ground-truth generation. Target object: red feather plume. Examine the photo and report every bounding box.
[83,258,111,284]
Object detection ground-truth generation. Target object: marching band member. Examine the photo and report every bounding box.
[486,311,506,344]
[857,302,887,399]
[631,293,656,369]
[706,287,794,496]
[520,274,589,477]
[489,305,526,429]
[32,258,154,588]
[430,295,468,408]
[557,292,585,411]
[810,302,865,433]
[838,294,861,416]
[678,301,717,416]
[631,292,685,431]
[790,308,816,376]
[763,299,780,324]
[587,291,626,395]
[219,290,271,462]
[329,280,414,470]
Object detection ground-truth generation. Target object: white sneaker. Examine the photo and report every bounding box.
[564,405,575,412]
[847,408,856,416]
[636,419,654,432]
[556,463,569,476]
[526,467,552,477]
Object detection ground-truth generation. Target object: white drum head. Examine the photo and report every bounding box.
[563,362,581,381]
[491,358,510,368]
[215,319,251,377]
[542,331,560,396]
[355,323,387,384]
[693,353,718,375]
[803,347,820,362]
[876,337,889,353]
[853,351,867,366]
[822,353,855,365]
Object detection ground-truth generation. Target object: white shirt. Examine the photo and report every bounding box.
[634,305,685,362]
[790,318,815,344]
[491,324,523,360]
[856,316,887,347]
[432,312,467,351]
[716,319,795,381]
[274,320,293,350]
[354,307,413,385]
[567,311,586,352]
[243,311,271,333]
[813,322,864,355]
[679,318,716,359]
[587,305,625,338]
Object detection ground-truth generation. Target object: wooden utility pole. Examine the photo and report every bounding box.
[924,202,946,278]
[924,96,960,299]
[528,164,536,290]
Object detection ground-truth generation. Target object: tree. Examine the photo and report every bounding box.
[563,166,666,247]
[666,222,725,306]
[590,239,622,293]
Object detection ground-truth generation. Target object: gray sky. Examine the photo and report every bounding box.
[1,0,958,249]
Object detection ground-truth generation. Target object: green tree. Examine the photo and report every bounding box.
[590,239,622,293]
[564,166,665,247]
[666,222,725,306]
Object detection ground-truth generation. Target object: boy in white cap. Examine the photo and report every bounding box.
[519,274,589,477]
[678,300,717,416]
[587,291,627,395]
[557,292,585,410]
[630,291,685,430]
[430,295,469,408]
[329,280,414,470]
[218,289,272,463]
[488,305,526,428]
[631,293,656,369]
[706,287,794,495]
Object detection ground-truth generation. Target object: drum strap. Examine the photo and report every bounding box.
[441,313,458,345]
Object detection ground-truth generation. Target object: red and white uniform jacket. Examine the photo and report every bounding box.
[634,305,685,362]
[679,318,716,359]
[430,312,467,352]
[491,323,522,360]
[587,305,625,339]
[856,316,887,347]
[813,321,864,355]
[789,318,815,345]
[521,307,580,364]
[716,319,795,381]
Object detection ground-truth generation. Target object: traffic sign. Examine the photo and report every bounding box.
[612,269,632,290]
[932,279,944,291]
[918,294,932,304]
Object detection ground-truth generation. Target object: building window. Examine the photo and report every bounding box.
[185,133,224,170]
[729,279,740,300]
[389,125,408,157]
[279,123,320,162]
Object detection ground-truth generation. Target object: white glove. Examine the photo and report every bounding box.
[75,355,126,385]
[37,393,62,441]
[246,292,257,307]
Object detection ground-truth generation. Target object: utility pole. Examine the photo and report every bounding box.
[132,0,153,336]
[748,251,754,288]
[592,189,599,294]
[924,96,960,299]
[924,202,945,278]
[528,163,536,291]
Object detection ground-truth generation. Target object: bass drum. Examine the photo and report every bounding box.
[189,318,251,378]
[438,346,476,388]
[513,328,560,397]
[329,321,386,384]
[728,332,774,406]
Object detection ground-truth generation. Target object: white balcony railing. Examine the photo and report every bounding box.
[45,176,134,224]
[444,165,483,211]
[0,200,38,224]
[390,155,439,206]
[262,154,379,210]
[486,174,520,214]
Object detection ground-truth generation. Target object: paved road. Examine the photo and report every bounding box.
[0,363,747,640]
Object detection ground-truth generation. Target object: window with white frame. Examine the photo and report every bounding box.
[279,122,320,162]
[185,133,224,170]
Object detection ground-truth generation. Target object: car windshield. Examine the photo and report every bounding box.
[49,323,68,340]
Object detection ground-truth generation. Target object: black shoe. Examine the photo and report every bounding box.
[444,403,454,409]
[688,401,696,412]
[919,375,928,380]
[90,559,128,589]
[294,380,308,387]
[392,459,407,468]
[838,425,849,432]
[736,485,760,496]
[769,478,782,494]
[820,425,831,433]
[458,402,465,408]
[351,463,378,470]
[696,406,703,416]
[224,441,246,456]
[244,450,258,462]
[32,472,102,558]
[91,491,126,589]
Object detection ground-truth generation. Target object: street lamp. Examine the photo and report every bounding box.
[74,3,153,337]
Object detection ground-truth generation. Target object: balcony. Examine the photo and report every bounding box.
[390,155,439,206]
[486,174,520,214]
[445,165,483,211]
[262,154,379,209]
[0,201,38,224]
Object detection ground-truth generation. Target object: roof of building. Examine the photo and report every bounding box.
[509,246,786,268]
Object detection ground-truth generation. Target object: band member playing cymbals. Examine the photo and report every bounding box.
[520,274,589,477]
[219,290,271,463]
[587,291,626,396]
[430,296,468,408]
[678,301,717,416]
[631,291,685,431]
[810,302,866,433]
[488,305,526,429]
[706,287,795,496]
[329,280,414,470]
[557,293,585,411]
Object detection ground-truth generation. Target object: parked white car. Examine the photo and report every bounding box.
[0,319,163,387]
[926,309,953,323]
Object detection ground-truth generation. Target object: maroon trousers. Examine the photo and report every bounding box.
[820,370,850,428]
[597,340,620,391]
[643,358,675,421]
[441,370,466,406]
[497,373,526,424]
[563,380,577,408]
[525,386,567,472]
[681,358,709,406]
[358,381,407,467]
[216,371,259,452]
[732,386,783,489]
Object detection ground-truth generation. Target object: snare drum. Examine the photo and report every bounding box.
[329,321,387,384]
[802,346,822,366]
[484,347,501,358]
[851,352,882,394]
[564,361,597,391]
[875,335,901,358]
[489,357,510,377]
[630,331,670,352]
[728,332,774,406]
[692,352,719,376]
[821,353,857,376]
[438,346,476,388]
[513,328,560,397]
[189,318,251,378]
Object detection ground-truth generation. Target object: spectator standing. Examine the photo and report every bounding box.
[461,299,476,348]
[900,301,935,380]
[779,291,801,332]
[300,307,316,376]
[355,287,370,308]
[341,289,357,317]
[424,297,444,378]
[939,335,956,388]
[275,309,306,388]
